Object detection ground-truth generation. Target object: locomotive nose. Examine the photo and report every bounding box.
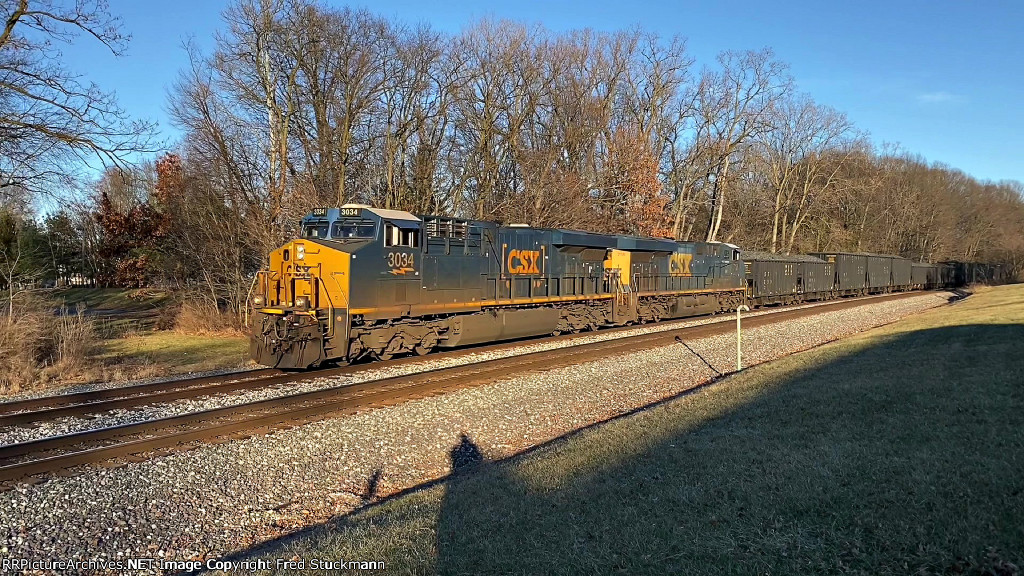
[249,238,353,369]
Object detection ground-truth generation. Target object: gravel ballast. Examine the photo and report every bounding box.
[0,293,918,446]
[0,292,953,570]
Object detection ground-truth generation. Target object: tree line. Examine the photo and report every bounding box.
[1,0,1022,323]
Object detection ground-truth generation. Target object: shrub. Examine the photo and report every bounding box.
[173,296,243,335]
[0,295,97,393]
[52,304,96,374]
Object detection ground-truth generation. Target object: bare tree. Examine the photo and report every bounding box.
[0,0,156,199]
[756,94,863,253]
[214,0,304,228]
[698,49,791,242]
[448,20,546,220]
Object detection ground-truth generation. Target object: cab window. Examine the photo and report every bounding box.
[331,221,376,239]
[301,220,329,239]
[384,223,420,248]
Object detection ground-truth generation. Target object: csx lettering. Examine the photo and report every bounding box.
[669,253,693,276]
[507,249,541,274]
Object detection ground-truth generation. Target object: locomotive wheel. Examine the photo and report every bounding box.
[379,335,406,361]
[415,331,438,356]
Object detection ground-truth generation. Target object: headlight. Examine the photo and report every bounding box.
[297,244,305,260]
[295,296,308,309]
[252,295,264,307]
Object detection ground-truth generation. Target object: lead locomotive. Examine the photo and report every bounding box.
[249,205,745,368]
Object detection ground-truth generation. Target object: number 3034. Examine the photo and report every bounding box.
[387,252,414,268]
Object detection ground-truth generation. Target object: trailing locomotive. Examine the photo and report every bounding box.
[250,205,745,368]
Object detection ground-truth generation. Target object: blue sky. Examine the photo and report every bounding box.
[63,0,1024,183]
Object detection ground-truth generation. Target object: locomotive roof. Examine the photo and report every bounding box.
[365,207,420,223]
[307,206,422,223]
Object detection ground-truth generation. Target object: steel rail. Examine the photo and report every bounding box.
[0,369,281,417]
[0,291,931,485]
[0,291,929,428]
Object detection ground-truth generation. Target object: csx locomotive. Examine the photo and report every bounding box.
[249,205,990,369]
[250,205,745,368]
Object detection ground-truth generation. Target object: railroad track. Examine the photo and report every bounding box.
[0,291,934,487]
[0,316,707,427]
[0,368,284,427]
[0,291,927,430]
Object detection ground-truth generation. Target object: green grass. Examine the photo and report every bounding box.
[97,331,250,376]
[231,285,1024,575]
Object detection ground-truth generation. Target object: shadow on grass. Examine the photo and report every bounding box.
[223,324,1024,576]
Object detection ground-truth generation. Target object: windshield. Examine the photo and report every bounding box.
[331,221,376,239]
[301,220,329,239]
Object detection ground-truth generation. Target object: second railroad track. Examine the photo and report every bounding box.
[0,291,932,487]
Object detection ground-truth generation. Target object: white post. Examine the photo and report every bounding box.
[736,305,750,371]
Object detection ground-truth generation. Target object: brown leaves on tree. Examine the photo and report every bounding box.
[603,127,672,238]
[154,154,185,206]
[93,159,178,288]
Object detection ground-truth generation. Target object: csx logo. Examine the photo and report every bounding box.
[507,249,542,274]
[669,253,693,276]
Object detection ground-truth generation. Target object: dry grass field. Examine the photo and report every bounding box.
[0,288,249,394]
[234,284,1024,575]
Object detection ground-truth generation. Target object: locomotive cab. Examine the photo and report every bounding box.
[249,204,422,369]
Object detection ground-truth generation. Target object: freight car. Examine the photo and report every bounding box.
[947,261,1007,286]
[740,251,834,306]
[742,250,948,307]
[911,262,943,289]
[806,252,916,295]
[249,205,746,368]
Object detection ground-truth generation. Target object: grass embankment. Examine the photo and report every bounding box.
[52,287,170,311]
[58,288,250,383]
[97,331,249,379]
[0,288,249,394]
[239,285,1024,575]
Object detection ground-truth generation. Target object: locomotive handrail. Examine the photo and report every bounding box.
[244,271,265,326]
[328,273,350,309]
[318,272,335,339]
